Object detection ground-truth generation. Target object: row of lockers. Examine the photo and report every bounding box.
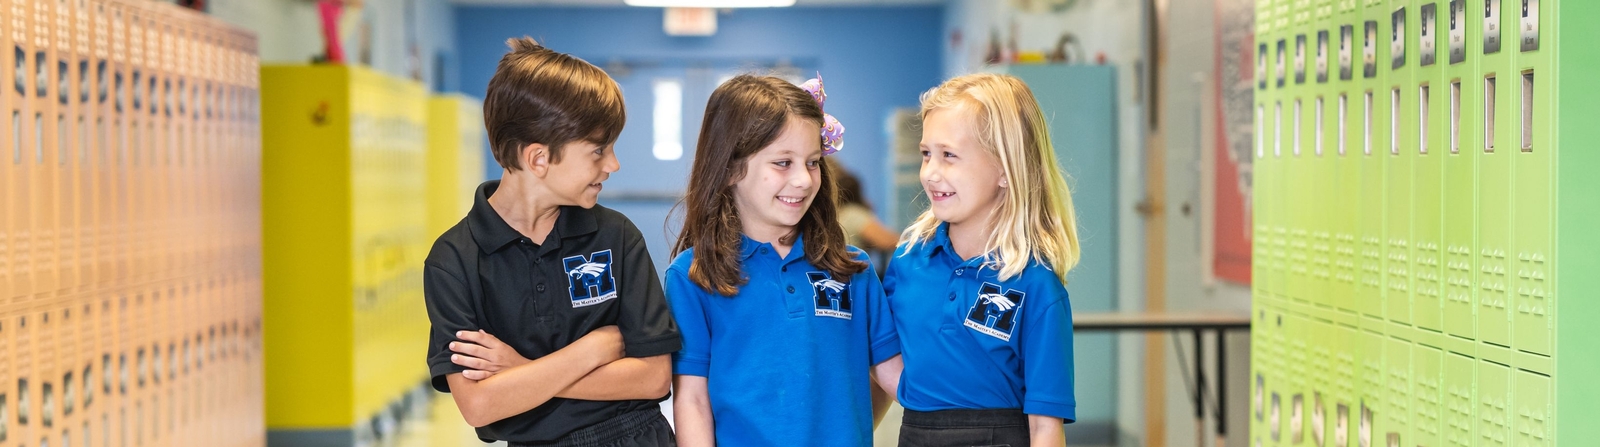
[262,65,486,445]
[1248,0,1577,445]
[1251,0,1553,354]
[1251,303,1550,447]
[0,0,263,446]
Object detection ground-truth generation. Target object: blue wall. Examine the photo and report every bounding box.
[454,5,944,216]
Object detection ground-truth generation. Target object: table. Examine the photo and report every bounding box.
[1074,311,1253,446]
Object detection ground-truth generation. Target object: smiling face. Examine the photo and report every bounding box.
[731,116,824,242]
[541,139,620,208]
[919,105,1006,232]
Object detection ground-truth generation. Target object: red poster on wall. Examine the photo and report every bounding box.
[1212,0,1253,284]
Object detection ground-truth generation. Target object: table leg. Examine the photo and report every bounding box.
[1218,329,1227,447]
[1194,329,1205,447]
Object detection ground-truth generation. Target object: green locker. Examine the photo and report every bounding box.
[1411,0,1445,332]
[1335,324,1359,447]
[1510,0,1551,357]
[1514,370,1551,446]
[1333,0,1363,311]
[1355,0,1388,319]
[1286,312,1308,445]
[1309,319,1334,446]
[1478,360,1511,447]
[1412,344,1443,447]
[1357,328,1385,447]
[1440,0,1478,340]
[1383,336,1411,445]
[1254,0,1273,312]
[1476,0,1513,348]
[1442,352,1474,447]
[1384,0,1415,326]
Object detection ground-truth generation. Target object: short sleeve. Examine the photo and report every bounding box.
[1019,283,1077,422]
[616,224,682,358]
[665,264,713,377]
[856,258,901,365]
[424,255,478,393]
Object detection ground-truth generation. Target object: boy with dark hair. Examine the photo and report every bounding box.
[423,37,680,447]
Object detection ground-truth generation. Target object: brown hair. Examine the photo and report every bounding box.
[483,37,624,171]
[672,75,867,296]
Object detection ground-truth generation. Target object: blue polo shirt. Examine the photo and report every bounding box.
[667,235,901,447]
[884,223,1077,422]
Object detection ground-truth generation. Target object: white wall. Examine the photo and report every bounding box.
[1159,0,1253,445]
[208,0,458,91]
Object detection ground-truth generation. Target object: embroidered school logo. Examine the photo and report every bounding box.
[807,272,852,319]
[562,249,617,307]
[963,283,1027,341]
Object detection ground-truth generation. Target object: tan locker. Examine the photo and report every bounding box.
[90,0,110,290]
[151,9,174,444]
[52,0,78,306]
[0,1,14,444]
[9,0,34,321]
[32,1,60,444]
[1,0,13,313]
[0,10,12,447]
[106,3,128,444]
[34,0,61,310]
[127,4,149,446]
[70,0,94,305]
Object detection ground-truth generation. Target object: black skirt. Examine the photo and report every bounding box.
[896,408,1031,447]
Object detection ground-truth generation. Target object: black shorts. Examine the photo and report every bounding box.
[897,408,1030,447]
[510,408,676,447]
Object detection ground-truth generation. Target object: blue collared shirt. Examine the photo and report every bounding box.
[884,223,1077,422]
[667,235,901,447]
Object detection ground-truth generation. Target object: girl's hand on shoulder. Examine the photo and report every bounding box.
[450,330,529,381]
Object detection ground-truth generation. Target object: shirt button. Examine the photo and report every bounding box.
[536,283,546,293]
[948,293,956,301]
[787,286,796,294]
[761,247,769,254]
[956,268,965,276]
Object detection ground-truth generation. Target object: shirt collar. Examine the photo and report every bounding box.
[924,222,957,259]
[740,233,808,263]
[467,180,599,253]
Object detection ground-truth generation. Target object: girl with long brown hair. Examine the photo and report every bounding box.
[665,74,901,447]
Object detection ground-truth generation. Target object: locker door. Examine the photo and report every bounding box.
[1441,352,1473,447]
[1475,0,1512,348]
[1440,0,1477,341]
[1513,369,1550,446]
[1509,0,1551,357]
[1477,359,1511,447]
[1383,1,1414,326]
[1412,344,1442,447]
[1412,0,1445,331]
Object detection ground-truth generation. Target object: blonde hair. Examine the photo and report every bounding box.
[901,73,1081,283]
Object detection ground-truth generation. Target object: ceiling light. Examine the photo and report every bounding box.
[624,0,795,7]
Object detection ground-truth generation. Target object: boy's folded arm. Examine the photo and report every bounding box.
[555,354,673,401]
[672,375,717,447]
[447,329,622,427]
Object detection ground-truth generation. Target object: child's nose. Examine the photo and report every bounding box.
[604,151,620,173]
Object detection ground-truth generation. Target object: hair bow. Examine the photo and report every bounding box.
[799,74,844,155]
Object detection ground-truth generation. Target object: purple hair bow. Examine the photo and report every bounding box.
[799,74,845,155]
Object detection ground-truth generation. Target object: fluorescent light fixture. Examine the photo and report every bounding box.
[625,0,795,7]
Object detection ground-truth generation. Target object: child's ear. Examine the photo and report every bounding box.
[523,142,550,176]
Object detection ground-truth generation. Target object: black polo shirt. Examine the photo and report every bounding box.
[423,180,682,443]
